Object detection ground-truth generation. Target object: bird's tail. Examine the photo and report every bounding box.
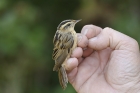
[58,66,68,89]
[53,64,58,71]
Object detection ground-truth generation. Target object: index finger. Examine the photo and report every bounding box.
[81,25,102,39]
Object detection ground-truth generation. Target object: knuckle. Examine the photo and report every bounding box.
[130,38,139,47]
[124,38,139,52]
[82,24,95,29]
[104,27,111,30]
[103,27,114,36]
[103,27,112,33]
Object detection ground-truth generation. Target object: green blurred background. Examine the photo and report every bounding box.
[0,0,140,93]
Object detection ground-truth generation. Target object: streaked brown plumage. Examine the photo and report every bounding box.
[52,19,81,89]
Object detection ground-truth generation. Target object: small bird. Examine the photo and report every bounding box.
[52,19,81,89]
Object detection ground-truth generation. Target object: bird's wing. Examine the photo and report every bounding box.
[52,31,74,71]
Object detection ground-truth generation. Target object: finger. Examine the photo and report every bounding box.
[65,58,78,71]
[77,33,88,48]
[78,57,84,64]
[88,27,139,52]
[67,67,77,84]
[71,47,83,58]
[82,47,94,57]
[81,25,102,39]
[66,57,83,83]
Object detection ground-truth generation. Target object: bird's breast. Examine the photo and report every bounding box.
[71,31,77,50]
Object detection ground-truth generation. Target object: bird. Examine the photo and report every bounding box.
[52,19,81,89]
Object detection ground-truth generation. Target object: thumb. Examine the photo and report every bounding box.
[87,27,139,53]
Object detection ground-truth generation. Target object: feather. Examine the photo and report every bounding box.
[52,31,74,71]
[58,66,68,89]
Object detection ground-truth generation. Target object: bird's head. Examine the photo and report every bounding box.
[57,19,81,31]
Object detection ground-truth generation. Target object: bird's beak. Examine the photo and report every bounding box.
[74,19,82,24]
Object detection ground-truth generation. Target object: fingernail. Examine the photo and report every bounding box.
[78,35,82,43]
[83,29,88,35]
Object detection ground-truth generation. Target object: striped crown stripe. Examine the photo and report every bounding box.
[57,20,72,29]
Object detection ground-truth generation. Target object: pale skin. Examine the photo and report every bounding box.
[65,25,140,93]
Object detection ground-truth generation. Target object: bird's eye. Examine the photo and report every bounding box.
[64,23,71,29]
[67,24,71,27]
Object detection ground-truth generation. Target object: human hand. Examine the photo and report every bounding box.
[65,25,140,93]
